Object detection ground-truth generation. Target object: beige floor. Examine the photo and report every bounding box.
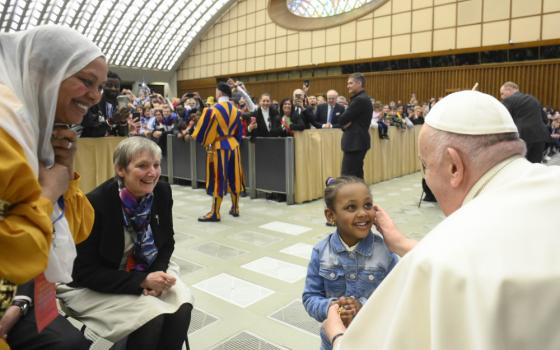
[171,171,445,349]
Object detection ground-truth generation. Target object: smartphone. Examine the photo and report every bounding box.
[132,112,141,121]
[186,92,195,98]
[53,123,84,138]
[303,80,310,88]
[117,95,129,110]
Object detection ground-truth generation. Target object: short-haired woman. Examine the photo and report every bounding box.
[58,137,193,350]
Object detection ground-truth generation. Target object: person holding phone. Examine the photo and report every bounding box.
[292,84,316,129]
[128,110,142,136]
[247,93,283,138]
[278,98,305,136]
[81,71,129,137]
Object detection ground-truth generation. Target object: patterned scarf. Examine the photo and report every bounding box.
[118,181,158,271]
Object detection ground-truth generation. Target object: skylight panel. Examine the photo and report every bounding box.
[0,0,233,70]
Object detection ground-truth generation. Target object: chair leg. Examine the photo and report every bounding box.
[418,190,425,208]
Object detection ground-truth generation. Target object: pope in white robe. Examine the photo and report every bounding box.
[324,90,560,350]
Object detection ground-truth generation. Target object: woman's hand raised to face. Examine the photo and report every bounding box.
[39,163,70,203]
[141,271,176,295]
[51,127,78,178]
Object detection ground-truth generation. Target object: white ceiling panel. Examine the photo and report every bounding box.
[0,0,233,71]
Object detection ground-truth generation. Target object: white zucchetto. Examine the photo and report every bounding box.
[426,90,518,135]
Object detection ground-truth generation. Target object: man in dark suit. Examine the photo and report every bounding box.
[247,93,283,137]
[337,73,374,179]
[312,89,345,129]
[500,81,550,163]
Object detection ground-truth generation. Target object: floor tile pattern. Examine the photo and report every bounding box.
[269,300,321,337]
[211,332,286,350]
[188,308,219,335]
[241,257,307,283]
[192,273,275,308]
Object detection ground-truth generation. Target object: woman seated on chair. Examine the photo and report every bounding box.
[58,137,193,350]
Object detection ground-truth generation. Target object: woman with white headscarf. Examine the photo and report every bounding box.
[0,25,107,350]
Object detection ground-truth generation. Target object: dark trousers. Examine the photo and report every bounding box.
[126,303,192,350]
[341,150,368,179]
[525,142,545,163]
[377,121,388,138]
[7,312,91,350]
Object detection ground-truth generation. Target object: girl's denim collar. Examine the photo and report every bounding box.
[330,230,376,256]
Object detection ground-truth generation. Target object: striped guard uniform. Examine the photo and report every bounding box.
[192,101,245,200]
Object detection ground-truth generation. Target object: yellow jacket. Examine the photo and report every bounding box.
[0,127,93,284]
[0,127,94,350]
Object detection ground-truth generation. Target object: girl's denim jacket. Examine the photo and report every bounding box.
[303,231,397,323]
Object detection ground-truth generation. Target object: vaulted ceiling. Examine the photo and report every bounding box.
[0,0,234,71]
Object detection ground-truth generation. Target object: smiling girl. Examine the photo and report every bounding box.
[303,176,398,350]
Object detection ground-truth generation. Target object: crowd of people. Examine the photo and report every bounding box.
[79,74,439,145]
[543,107,560,160]
[80,75,560,168]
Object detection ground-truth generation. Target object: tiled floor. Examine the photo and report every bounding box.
[173,170,446,349]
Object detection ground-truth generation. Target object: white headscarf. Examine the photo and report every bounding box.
[0,25,104,174]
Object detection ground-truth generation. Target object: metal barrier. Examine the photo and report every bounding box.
[164,135,295,204]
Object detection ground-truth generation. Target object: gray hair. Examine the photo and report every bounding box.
[502,81,519,91]
[428,128,526,170]
[113,136,162,173]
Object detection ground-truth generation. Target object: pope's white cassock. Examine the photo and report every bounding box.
[335,95,560,350]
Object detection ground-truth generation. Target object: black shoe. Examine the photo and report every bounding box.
[198,214,220,222]
[229,208,239,217]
